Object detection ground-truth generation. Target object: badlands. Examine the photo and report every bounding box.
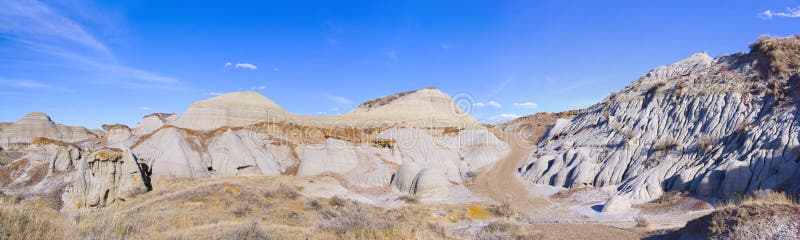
[1,36,800,239]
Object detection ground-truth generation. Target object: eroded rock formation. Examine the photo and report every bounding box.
[520,36,800,202]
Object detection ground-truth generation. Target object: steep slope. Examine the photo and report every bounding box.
[0,112,98,145]
[170,91,289,130]
[520,36,800,202]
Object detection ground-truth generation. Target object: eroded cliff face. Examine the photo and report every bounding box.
[520,36,800,202]
[62,148,150,209]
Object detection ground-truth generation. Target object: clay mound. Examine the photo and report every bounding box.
[0,112,97,144]
[342,87,480,128]
[413,168,451,199]
[170,91,289,130]
[393,161,421,194]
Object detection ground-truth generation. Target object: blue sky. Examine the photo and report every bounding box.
[1,1,799,128]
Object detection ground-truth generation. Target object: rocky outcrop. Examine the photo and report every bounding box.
[170,91,289,130]
[520,36,800,202]
[62,148,150,209]
[0,112,98,145]
[134,113,175,135]
[131,127,209,177]
[103,124,133,146]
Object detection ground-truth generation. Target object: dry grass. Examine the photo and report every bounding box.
[39,175,537,239]
[0,196,65,239]
[749,35,800,76]
[653,137,680,152]
[476,221,543,240]
[696,134,718,153]
[32,137,76,148]
[488,201,513,218]
[673,190,800,239]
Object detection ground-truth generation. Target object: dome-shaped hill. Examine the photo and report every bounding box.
[338,87,481,128]
[0,112,97,144]
[170,91,289,130]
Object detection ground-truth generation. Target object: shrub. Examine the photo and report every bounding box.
[396,195,418,204]
[653,137,680,152]
[264,184,299,200]
[749,35,800,76]
[651,191,684,205]
[697,134,718,152]
[224,221,272,240]
[488,201,514,218]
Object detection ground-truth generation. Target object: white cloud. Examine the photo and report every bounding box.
[137,106,152,111]
[315,111,327,115]
[513,102,539,109]
[474,101,502,109]
[251,85,266,90]
[235,63,257,70]
[759,6,800,19]
[208,92,223,96]
[324,94,353,105]
[489,113,521,122]
[223,62,257,70]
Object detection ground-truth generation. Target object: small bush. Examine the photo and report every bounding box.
[488,201,514,218]
[225,221,272,240]
[697,135,718,152]
[329,195,348,207]
[396,195,418,204]
[653,137,680,152]
[749,35,800,76]
[264,184,299,200]
[651,191,684,205]
[231,203,251,217]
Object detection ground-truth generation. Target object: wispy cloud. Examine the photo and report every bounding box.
[513,102,538,109]
[0,1,111,57]
[551,79,599,93]
[0,77,67,91]
[474,101,502,109]
[488,76,513,96]
[137,106,152,111]
[0,1,181,89]
[489,113,521,122]
[324,94,353,105]
[208,92,224,96]
[251,85,266,90]
[759,6,800,19]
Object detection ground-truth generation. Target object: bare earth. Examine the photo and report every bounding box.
[471,134,643,239]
